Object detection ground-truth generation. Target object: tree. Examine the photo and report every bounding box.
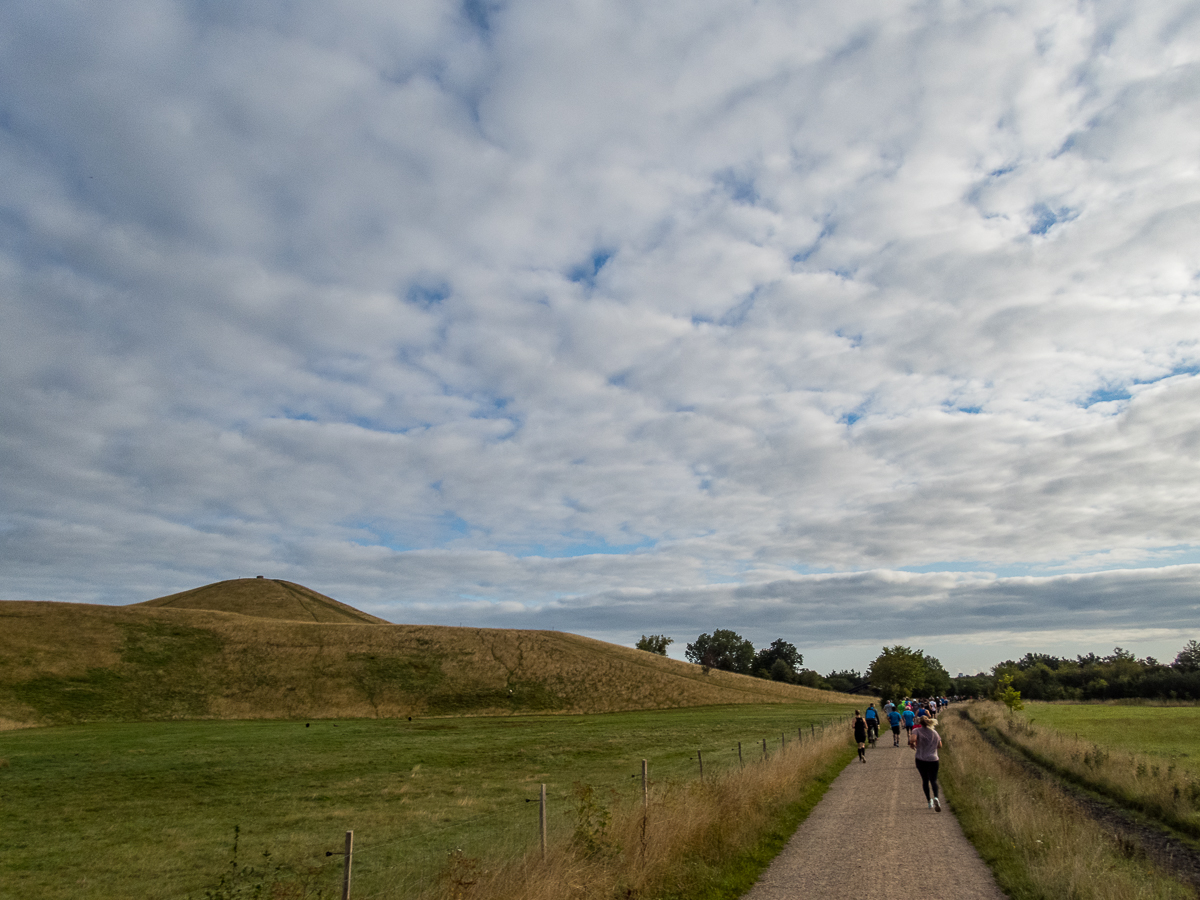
[752,639,803,680]
[1173,640,1200,673]
[922,654,952,696]
[685,630,755,674]
[796,669,831,690]
[951,673,992,699]
[995,673,1024,712]
[636,634,673,656]
[769,658,793,682]
[867,645,928,699]
[825,669,868,693]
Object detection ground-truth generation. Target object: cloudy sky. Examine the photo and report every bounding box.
[3,0,1200,675]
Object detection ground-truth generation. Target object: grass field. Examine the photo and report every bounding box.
[1023,703,1200,777]
[0,702,855,900]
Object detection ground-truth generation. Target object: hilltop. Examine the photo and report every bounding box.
[0,579,851,727]
[135,577,389,624]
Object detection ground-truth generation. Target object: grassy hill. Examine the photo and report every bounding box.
[135,577,389,624]
[0,580,850,727]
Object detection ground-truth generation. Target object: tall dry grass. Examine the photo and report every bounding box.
[420,720,853,900]
[969,701,1200,839]
[941,706,1192,900]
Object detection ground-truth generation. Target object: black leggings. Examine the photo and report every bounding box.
[916,758,940,800]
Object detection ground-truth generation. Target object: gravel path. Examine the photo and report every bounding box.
[741,735,1006,900]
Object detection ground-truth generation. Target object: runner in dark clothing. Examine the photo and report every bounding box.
[853,712,868,763]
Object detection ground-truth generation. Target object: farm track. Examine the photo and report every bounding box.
[741,732,1005,900]
[960,709,1200,893]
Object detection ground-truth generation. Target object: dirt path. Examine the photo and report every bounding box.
[741,735,1005,900]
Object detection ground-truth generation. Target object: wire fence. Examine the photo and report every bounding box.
[173,714,853,900]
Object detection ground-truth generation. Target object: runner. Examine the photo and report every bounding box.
[852,710,868,763]
[864,703,880,747]
[886,705,902,746]
[901,703,915,738]
[910,714,943,810]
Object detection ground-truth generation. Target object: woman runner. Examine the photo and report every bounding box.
[911,715,943,810]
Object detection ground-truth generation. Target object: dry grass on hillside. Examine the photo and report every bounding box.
[0,599,854,725]
[136,578,388,624]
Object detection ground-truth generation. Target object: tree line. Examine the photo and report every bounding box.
[635,632,952,696]
[637,630,809,684]
[637,631,1200,702]
[952,641,1200,701]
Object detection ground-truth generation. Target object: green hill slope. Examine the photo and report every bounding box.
[0,585,851,727]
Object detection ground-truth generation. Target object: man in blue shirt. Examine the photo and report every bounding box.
[886,707,903,746]
[864,703,880,746]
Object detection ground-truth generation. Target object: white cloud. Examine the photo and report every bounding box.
[2,0,1200,673]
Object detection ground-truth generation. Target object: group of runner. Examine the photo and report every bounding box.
[852,697,947,810]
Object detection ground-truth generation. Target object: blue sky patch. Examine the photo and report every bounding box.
[343,520,416,552]
[462,0,502,34]
[1029,203,1077,235]
[568,250,613,289]
[438,512,473,537]
[715,168,759,205]
[519,535,655,559]
[1083,385,1132,406]
[406,281,451,308]
[793,222,835,264]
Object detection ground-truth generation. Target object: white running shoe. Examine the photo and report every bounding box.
[928,799,934,809]
[933,797,941,812]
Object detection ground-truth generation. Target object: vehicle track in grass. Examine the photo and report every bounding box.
[963,709,1200,893]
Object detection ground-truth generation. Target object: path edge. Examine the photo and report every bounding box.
[700,746,857,900]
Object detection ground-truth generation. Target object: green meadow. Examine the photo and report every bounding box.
[1024,703,1200,775]
[0,703,854,900]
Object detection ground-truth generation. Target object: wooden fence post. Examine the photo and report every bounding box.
[738,741,744,769]
[342,831,353,900]
[540,784,547,861]
[697,749,704,780]
[642,759,648,808]
[761,738,767,759]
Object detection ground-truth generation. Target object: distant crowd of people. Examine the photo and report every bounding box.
[852,697,948,811]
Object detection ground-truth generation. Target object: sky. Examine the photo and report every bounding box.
[3,0,1200,677]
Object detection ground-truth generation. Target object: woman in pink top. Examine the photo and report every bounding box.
[911,715,943,811]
